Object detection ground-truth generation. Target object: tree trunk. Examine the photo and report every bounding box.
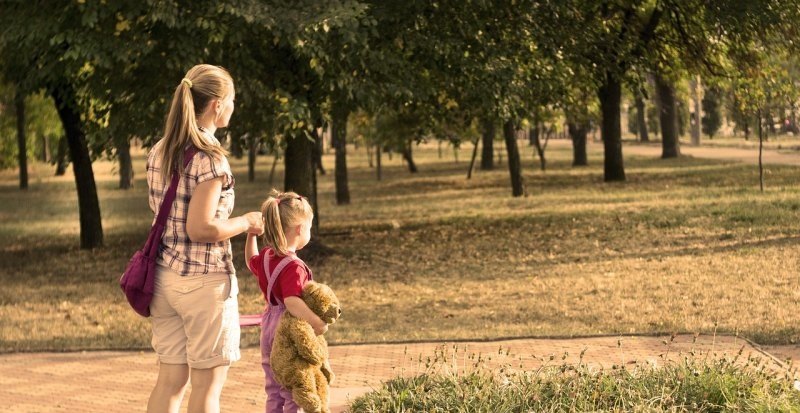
[52,83,103,249]
[332,106,350,205]
[502,120,524,197]
[41,134,51,163]
[366,144,373,168]
[402,140,418,173]
[744,119,750,140]
[117,138,134,189]
[284,131,317,236]
[530,127,546,171]
[438,141,442,159]
[15,92,28,190]
[480,118,495,170]
[758,109,764,192]
[313,128,326,175]
[467,138,479,179]
[568,122,588,166]
[528,124,539,146]
[656,74,680,158]
[635,95,649,142]
[55,135,69,176]
[691,75,701,146]
[376,142,382,181]
[268,151,280,186]
[248,134,257,182]
[765,108,776,135]
[230,132,243,159]
[597,72,626,182]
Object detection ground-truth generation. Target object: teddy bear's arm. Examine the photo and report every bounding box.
[288,321,326,364]
[321,360,335,384]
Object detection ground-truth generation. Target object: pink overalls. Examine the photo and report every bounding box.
[260,254,312,413]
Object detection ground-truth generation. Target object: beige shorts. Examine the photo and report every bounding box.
[150,265,241,369]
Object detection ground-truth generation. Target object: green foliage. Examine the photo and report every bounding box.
[702,88,723,138]
[0,85,62,169]
[350,356,800,412]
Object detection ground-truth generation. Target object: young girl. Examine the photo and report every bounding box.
[245,190,328,413]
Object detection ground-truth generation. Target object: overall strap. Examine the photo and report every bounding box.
[264,254,299,307]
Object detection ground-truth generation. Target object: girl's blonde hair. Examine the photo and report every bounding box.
[158,64,233,182]
[261,189,314,256]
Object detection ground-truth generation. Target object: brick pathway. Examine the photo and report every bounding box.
[1,334,797,412]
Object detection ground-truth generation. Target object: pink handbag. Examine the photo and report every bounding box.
[120,146,197,317]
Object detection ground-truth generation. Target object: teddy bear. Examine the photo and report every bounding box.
[271,281,342,413]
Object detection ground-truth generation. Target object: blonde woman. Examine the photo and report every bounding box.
[145,64,263,413]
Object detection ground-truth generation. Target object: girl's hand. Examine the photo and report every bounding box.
[243,212,264,235]
[312,320,328,336]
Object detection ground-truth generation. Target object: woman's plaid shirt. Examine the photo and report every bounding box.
[146,137,236,276]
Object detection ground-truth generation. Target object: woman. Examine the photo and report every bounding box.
[145,64,263,413]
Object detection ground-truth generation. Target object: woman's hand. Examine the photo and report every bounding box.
[243,211,264,235]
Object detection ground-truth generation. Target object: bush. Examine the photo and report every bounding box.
[348,353,800,412]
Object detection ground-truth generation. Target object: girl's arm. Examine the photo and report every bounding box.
[285,296,328,336]
[245,233,259,272]
[186,177,263,243]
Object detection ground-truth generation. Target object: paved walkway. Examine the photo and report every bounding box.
[2,334,798,412]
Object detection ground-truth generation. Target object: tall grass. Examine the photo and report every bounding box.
[348,344,800,412]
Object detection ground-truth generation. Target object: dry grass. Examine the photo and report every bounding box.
[1,137,799,352]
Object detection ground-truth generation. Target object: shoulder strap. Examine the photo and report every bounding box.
[264,254,300,306]
[154,146,198,226]
[143,146,198,256]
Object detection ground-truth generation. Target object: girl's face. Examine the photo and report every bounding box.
[296,215,313,250]
[214,88,235,128]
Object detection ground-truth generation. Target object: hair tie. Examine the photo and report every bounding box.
[181,78,193,88]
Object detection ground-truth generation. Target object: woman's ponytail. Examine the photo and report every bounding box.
[158,64,233,183]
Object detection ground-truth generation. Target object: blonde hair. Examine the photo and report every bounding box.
[261,190,314,256]
[158,64,233,182]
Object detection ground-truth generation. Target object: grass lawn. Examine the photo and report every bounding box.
[1,138,799,352]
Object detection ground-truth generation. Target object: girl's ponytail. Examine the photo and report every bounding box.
[260,189,313,256]
[263,192,289,256]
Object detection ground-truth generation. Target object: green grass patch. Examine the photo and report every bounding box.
[349,354,800,412]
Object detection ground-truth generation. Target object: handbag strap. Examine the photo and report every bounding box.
[154,146,199,226]
[142,146,198,256]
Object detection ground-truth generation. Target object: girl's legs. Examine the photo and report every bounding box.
[188,365,230,413]
[147,363,190,413]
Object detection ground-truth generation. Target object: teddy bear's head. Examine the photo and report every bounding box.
[301,281,342,324]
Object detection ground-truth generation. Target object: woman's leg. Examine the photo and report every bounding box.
[187,365,230,413]
[147,363,190,413]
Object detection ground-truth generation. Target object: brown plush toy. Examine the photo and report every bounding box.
[271,281,342,413]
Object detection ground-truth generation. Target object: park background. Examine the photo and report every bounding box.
[2,1,800,410]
